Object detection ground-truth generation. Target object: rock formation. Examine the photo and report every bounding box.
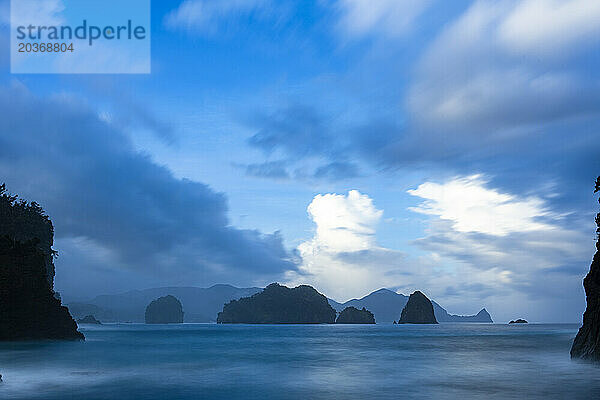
[336,306,375,324]
[328,288,492,323]
[398,291,438,324]
[77,315,102,325]
[571,176,600,361]
[436,307,493,323]
[0,185,83,341]
[509,319,528,324]
[145,295,184,324]
[217,283,336,324]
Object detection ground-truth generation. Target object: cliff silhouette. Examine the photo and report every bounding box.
[398,291,438,324]
[145,295,184,324]
[336,306,375,324]
[217,283,336,324]
[0,185,82,340]
[571,176,600,361]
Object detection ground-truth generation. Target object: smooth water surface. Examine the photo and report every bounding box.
[0,323,599,399]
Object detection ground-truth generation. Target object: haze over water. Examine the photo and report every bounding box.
[0,323,598,400]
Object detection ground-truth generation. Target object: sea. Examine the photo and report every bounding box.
[0,323,599,399]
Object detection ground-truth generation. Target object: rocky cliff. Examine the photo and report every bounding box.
[398,291,438,324]
[0,185,82,341]
[145,295,184,324]
[336,306,375,324]
[0,236,83,340]
[217,283,336,324]
[571,176,600,361]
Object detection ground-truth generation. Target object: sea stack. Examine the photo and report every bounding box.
[217,283,336,324]
[77,315,102,325]
[336,306,376,324]
[0,185,83,341]
[509,319,528,324]
[398,291,438,324]
[145,295,184,324]
[571,176,600,361]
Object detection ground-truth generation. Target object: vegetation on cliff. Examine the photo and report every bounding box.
[0,184,55,286]
[217,283,336,324]
[571,176,600,361]
[336,306,375,324]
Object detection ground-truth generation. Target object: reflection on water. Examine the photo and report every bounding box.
[0,324,598,399]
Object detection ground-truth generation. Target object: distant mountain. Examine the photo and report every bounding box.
[68,284,261,322]
[68,285,492,324]
[329,288,492,323]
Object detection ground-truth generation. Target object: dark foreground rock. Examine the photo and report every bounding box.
[145,295,184,324]
[336,306,375,324]
[571,176,600,362]
[0,185,83,341]
[217,283,336,324]
[0,236,84,340]
[77,315,102,325]
[398,291,438,324]
[509,319,528,324]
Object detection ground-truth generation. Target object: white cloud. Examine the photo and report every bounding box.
[408,175,554,236]
[10,0,65,27]
[498,0,600,56]
[164,0,270,34]
[286,190,405,301]
[286,178,590,321]
[408,175,591,322]
[305,190,382,252]
[334,0,432,39]
[407,0,600,133]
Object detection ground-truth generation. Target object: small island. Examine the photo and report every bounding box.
[398,291,438,324]
[77,315,102,325]
[145,295,184,324]
[336,306,375,324]
[217,283,336,324]
[509,319,528,324]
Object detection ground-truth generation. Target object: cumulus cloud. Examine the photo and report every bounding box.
[408,175,555,236]
[408,175,592,321]
[0,84,296,299]
[286,190,407,301]
[285,178,592,321]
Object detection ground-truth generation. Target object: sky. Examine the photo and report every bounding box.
[0,0,599,322]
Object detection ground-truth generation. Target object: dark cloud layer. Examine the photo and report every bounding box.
[0,85,296,298]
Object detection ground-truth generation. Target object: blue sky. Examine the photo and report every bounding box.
[0,0,599,322]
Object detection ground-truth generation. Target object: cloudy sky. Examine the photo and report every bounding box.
[1,0,599,322]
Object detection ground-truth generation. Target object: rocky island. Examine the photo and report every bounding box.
[336,306,375,324]
[145,295,184,324]
[571,176,600,362]
[217,283,336,324]
[509,319,528,324]
[398,291,438,324]
[77,315,102,325]
[0,185,83,341]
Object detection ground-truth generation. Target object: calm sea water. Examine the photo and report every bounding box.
[0,323,599,399]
